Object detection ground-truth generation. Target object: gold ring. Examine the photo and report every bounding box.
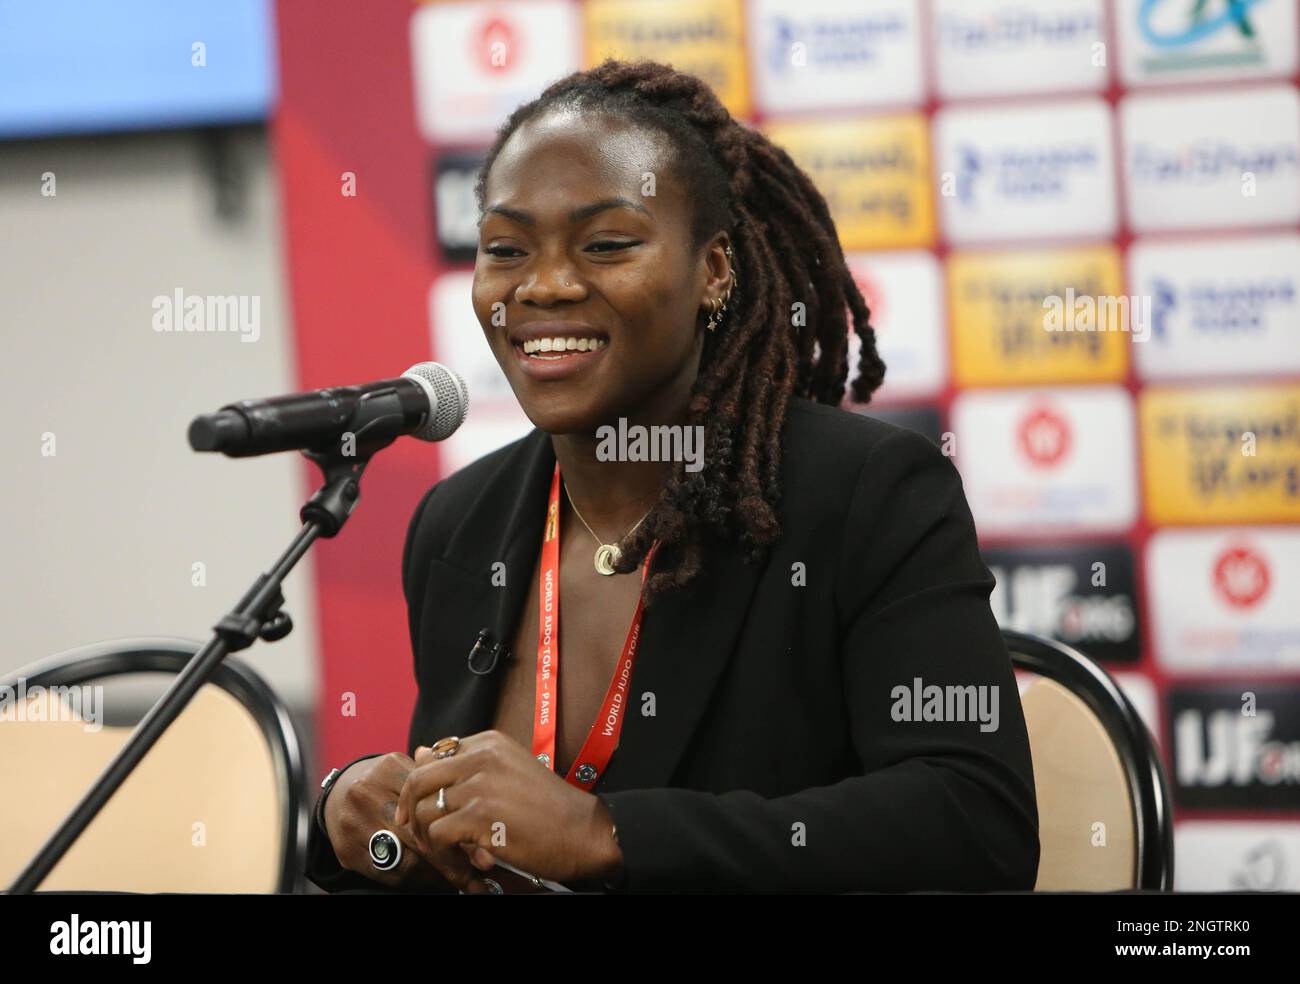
[430,736,461,759]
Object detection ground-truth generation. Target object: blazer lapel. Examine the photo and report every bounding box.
[485,429,556,650]
[600,532,767,791]
[423,428,555,742]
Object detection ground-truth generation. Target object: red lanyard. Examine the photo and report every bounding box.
[532,462,657,790]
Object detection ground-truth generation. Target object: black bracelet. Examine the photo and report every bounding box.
[314,753,385,836]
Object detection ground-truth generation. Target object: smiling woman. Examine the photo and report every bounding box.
[304,58,1040,895]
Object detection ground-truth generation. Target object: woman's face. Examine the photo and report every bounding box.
[472,108,723,435]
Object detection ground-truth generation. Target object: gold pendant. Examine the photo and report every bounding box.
[594,543,620,576]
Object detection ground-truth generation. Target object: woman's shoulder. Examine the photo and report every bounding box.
[780,398,984,620]
[781,396,951,502]
[784,396,905,451]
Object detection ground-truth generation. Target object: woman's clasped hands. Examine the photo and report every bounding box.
[327,729,624,893]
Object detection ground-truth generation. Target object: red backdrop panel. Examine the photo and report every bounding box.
[274,0,443,768]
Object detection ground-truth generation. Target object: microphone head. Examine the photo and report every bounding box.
[402,362,469,442]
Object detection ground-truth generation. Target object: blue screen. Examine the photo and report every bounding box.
[0,0,277,138]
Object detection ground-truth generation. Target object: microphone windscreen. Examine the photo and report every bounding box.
[402,362,469,442]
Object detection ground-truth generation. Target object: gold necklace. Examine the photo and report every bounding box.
[562,479,654,576]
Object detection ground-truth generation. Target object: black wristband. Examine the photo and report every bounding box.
[314,752,386,837]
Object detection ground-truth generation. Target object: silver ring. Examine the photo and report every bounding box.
[436,786,447,813]
[368,829,402,871]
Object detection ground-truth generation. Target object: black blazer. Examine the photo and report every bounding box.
[306,397,1039,893]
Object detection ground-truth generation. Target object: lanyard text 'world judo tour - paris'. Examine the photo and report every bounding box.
[532,462,659,791]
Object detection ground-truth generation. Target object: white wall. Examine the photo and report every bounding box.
[0,127,318,711]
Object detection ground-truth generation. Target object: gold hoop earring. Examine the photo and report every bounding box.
[706,245,739,333]
[705,296,722,332]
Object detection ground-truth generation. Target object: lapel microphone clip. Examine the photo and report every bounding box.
[467,628,513,675]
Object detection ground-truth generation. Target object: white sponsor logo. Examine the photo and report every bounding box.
[934,0,1105,98]
[1149,529,1300,672]
[1122,85,1300,232]
[1176,821,1300,892]
[748,0,923,113]
[411,1,581,143]
[936,100,1116,243]
[952,386,1137,533]
[847,251,945,400]
[1131,234,1300,379]
[1117,0,1299,86]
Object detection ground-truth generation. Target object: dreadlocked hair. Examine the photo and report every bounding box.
[475,58,886,606]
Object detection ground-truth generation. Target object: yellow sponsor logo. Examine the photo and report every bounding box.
[949,247,1129,386]
[545,500,559,541]
[584,0,750,117]
[764,115,934,250]
[1141,386,1300,523]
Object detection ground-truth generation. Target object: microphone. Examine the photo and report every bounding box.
[467,628,513,675]
[188,362,469,458]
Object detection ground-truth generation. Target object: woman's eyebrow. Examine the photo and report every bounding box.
[479,197,652,227]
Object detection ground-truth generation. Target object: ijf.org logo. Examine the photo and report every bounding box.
[1171,683,1300,810]
[952,142,1099,207]
[763,10,907,75]
[1175,707,1300,798]
[1149,273,1296,340]
[1137,0,1266,71]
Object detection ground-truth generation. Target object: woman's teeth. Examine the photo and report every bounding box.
[521,336,607,358]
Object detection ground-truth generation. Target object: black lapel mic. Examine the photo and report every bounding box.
[187,362,468,457]
[468,628,513,675]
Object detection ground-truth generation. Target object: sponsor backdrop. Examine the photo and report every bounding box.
[275,0,1300,889]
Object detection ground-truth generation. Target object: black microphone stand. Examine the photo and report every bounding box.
[7,397,412,895]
